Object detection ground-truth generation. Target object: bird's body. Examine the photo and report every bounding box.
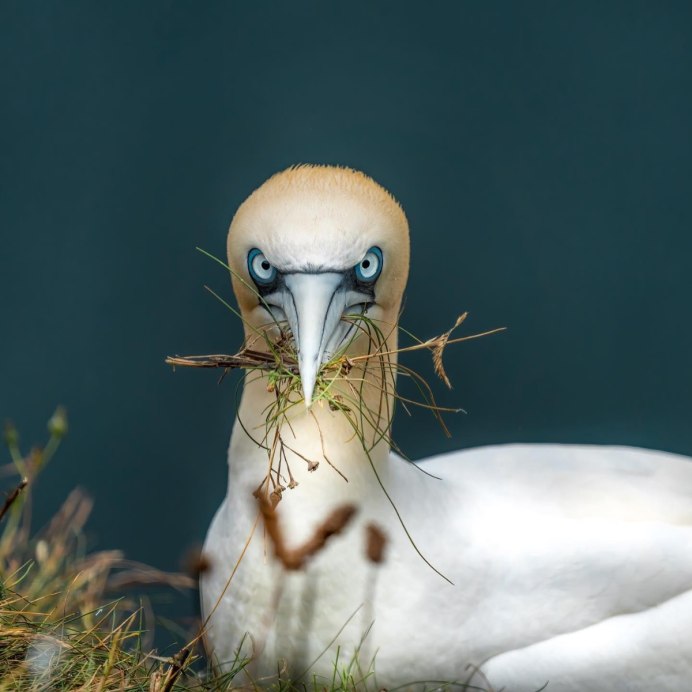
[200,166,692,689]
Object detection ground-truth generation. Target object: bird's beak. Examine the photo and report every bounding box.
[281,273,351,408]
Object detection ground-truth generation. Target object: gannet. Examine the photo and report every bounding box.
[200,165,692,690]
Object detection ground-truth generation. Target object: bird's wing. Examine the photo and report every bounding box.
[388,444,692,672]
[410,443,692,525]
[480,587,692,691]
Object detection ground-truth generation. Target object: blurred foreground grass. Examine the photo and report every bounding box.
[0,409,251,691]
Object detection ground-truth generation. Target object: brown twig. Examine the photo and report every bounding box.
[349,313,506,365]
[160,646,190,692]
[0,477,27,523]
[365,523,387,564]
[165,348,298,372]
[107,566,196,592]
[258,495,357,570]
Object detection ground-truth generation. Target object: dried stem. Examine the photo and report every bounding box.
[165,313,504,383]
[0,477,27,523]
[258,493,357,571]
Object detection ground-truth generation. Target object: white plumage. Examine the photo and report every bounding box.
[201,165,692,690]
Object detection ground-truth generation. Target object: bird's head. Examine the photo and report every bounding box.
[227,165,410,406]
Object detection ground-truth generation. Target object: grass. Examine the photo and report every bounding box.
[0,411,219,690]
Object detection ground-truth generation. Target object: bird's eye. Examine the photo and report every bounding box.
[355,247,383,283]
[247,248,277,286]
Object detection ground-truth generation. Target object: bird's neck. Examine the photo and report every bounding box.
[226,337,398,521]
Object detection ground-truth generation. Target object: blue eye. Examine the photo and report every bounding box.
[248,248,277,286]
[355,247,383,283]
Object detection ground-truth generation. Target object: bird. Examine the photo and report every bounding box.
[200,165,692,691]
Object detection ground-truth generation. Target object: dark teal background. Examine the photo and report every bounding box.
[1,2,691,583]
